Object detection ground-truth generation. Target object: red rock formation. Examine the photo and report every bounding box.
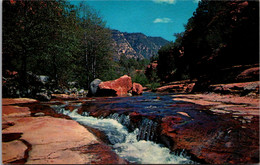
[173,93,259,115]
[99,75,132,96]
[2,98,38,105]
[156,80,195,93]
[2,98,127,164]
[132,83,143,95]
[157,84,184,92]
[209,81,259,94]
[162,93,260,164]
[51,94,78,100]
[236,67,259,81]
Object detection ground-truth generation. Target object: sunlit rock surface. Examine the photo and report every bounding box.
[132,82,143,95]
[98,75,132,96]
[2,98,127,164]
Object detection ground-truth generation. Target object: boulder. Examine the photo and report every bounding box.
[70,87,78,94]
[98,75,132,96]
[132,83,143,95]
[236,67,259,81]
[38,75,49,85]
[3,71,56,99]
[87,79,102,97]
[78,89,85,96]
[35,92,51,101]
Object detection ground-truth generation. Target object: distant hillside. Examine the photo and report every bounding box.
[111,30,169,60]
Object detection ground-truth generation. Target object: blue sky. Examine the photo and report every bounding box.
[69,0,199,41]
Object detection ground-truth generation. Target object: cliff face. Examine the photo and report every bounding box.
[111,30,169,60]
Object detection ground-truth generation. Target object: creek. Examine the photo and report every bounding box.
[47,92,203,164]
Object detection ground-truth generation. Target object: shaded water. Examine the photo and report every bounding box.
[50,92,201,164]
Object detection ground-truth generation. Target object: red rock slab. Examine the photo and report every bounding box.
[51,94,79,100]
[2,98,38,106]
[156,82,195,93]
[2,140,28,163]
[173,93,259,107]
[210,81,259,93]
[173,98,222,106]
[160,113,259,164]
[2,116,126,164]
[71,143,127,164]
[99,75,132,96]
[132,82,143,95]
[173,93,259,117]
[2,105,31,117]
[166,80,192,85]
[236,67,259,80]
[157,84,184,92]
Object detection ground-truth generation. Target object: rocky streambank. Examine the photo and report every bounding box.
[2,91,259,164]
[2,98,127,164]
[44,92,258,164]
[169,93,259,164]
[2,73,259,164]
[152,79,259,163]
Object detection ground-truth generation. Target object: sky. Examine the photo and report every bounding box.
[69,0,199,42]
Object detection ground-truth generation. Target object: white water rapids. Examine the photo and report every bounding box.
[53,106,196,164]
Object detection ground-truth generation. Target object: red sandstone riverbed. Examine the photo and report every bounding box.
[2,92,259,164]
[2,98,126,164]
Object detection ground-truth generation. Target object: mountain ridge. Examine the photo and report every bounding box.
[111,29,169,60]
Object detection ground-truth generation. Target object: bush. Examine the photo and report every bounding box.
[132,72,149,86]
[147,82,160,91]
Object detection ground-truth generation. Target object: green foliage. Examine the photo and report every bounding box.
[150,54,159,62]
[131,72,149,86]
[157,0,259,85]
[116,54,149,78]
[3,0,118,90]
[157,42,177,81]
[146,82,160,91]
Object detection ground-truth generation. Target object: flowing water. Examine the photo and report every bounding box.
[50,92,200,164]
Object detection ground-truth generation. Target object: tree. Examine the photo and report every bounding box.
[156,0,259,87]
[3,1,71,89]
[78,2,116,88]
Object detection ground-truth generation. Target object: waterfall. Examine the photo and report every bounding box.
[81,111,90,116]
[137,118,158,141]
[108,113,131,128]
[107,113,158,141]
[52,107,196,164]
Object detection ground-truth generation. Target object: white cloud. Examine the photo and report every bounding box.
[153,0,176,4]
[153,18,172,23]
[193,0,200,3]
